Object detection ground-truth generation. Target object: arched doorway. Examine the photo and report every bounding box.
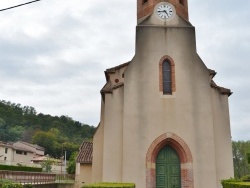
[146,133,194,188]
[156,146,181,188]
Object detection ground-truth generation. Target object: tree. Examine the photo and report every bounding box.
[232,141,250,178]
[32,131,57,156]
[41,157,53,172]
[8,126,25,141]
[67,151,78,174]
[0,118,6,128]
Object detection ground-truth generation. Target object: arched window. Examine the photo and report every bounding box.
[162,60,172,94]
[159,56,175,95]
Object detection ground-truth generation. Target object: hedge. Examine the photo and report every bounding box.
[222,182,250,188]
[82,182,135,188]
[0,164,42,172]
[222,178,250,188]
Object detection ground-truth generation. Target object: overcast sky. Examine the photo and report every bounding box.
[0,0,249,141]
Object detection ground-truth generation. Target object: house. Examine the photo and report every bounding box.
[75,141,92,185]
[0,141,45,164]
[79,0,234,187]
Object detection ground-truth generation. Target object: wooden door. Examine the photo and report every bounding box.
[156,146,181,188]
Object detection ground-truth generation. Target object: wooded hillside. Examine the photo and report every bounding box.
[0,100,96,159]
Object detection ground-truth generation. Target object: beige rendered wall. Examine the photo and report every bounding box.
[123,26,216,188]
[13,151,33,164]
[0,146,14,162]
[102,88,124,182]
[211,90,234,187]
[94,12,233,188]
[76,163,92,187]
[92,100,104,183]
[120,17,227,188]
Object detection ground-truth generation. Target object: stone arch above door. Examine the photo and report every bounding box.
[146,132,194,188]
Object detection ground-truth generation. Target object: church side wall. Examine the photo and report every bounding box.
[121,25,218,188]
[211,90,234,187]
[92,100,105,182]
[102,88,124,182]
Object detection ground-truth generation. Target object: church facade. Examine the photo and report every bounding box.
[78,0,234,187]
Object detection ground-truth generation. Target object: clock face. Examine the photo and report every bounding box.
[156,4,174,19]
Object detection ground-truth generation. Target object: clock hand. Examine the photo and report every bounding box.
[164,10,169,16]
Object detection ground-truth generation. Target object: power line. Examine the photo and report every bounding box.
[0,0,42,12]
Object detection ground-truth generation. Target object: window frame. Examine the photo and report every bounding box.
[16,150,23,155]
[159,56,176,95]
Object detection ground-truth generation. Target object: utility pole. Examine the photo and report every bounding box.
[64,151,67,176]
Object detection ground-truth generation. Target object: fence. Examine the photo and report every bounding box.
[0,170,75,184]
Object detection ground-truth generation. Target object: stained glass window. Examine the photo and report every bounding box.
[163,60,172,94]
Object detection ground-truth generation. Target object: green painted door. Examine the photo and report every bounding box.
[156,146,181,188]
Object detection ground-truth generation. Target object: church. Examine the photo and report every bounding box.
[76,0,234,187]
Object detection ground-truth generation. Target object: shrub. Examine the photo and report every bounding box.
[221,178,250,188]
[0,179,23,188]
[82,182,135,188]
[241,175,250,182]
[0,164,42,172]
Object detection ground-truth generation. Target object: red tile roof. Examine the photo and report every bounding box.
[76,141,93,164]
[211,80,232,96]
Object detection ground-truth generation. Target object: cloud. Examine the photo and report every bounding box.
[0,0,249,140]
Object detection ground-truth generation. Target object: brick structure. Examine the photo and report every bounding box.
[137,0,189,21]
[146,133,193,188]
[159,55,176,93]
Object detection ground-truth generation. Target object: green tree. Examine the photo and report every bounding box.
[66,151,78,174]
[8,126,25,141]
[32,131,57,156]
[41,157,53,172]
[232,141,250,178]
[0,118,6,128]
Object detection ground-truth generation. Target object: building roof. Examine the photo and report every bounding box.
[0,141,45,153]
[76,141,93,164]
[106,62,130,73]
[104,62,130,82]
[12,145,34,153]
[208,69,217,78]
[210,80,232,96]
[0,141,13,148]
[15,141,45,151]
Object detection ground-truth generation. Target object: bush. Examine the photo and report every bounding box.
[221,178,250,188]
[82,182,135,188]
[241,175,250,182]
[0,179,23,188]
[0,164,42,172]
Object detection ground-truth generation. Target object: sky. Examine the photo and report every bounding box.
[0,0,249,141]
